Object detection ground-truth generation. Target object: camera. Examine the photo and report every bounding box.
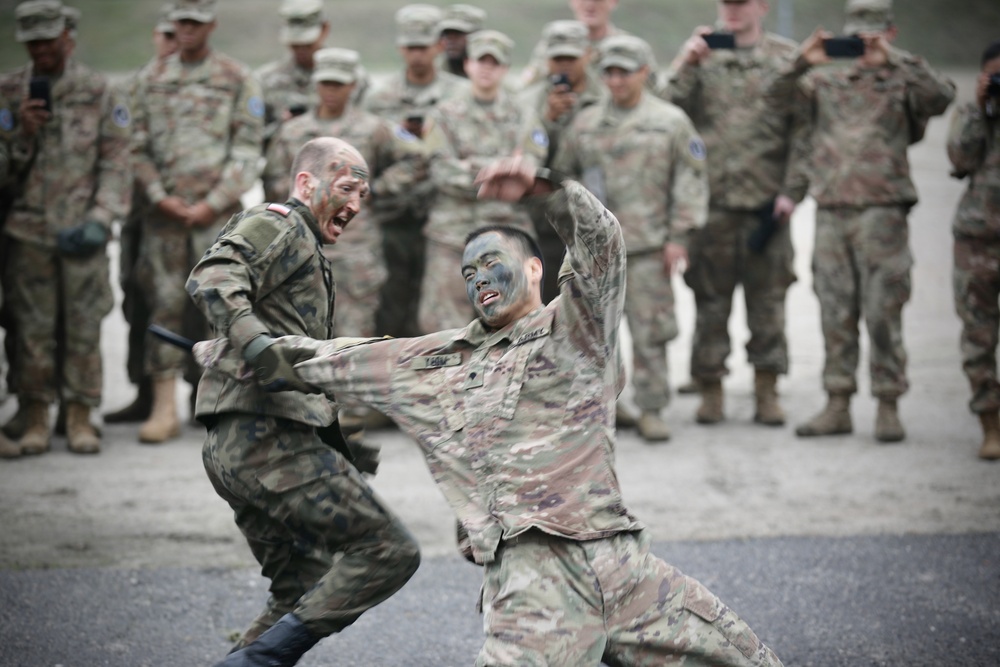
[549,73,571,90]
[987,73,1000,98]
[823,36,865,59]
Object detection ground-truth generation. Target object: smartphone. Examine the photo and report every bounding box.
[29,75,51,112]
[286,103,308,118]
[549,73,571,90]
[403,114,424,138]
[702,32,736,50]
[823,36,865,59]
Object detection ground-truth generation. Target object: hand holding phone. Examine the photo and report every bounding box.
[702,32,736,50]
[29,76,51,112]
[823,36,865,59]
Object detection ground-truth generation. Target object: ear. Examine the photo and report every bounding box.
[528,256,544,284]
[293,171,315,199]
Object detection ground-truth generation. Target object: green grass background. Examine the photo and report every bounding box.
[0,0,995,74]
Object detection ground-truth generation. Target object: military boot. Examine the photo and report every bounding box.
[637,410,671,442]
[875,399,905,443]
[795,393,852,437]
[214,613,319,667]
[103,377,153,424]
[0,429,21,459]
[19,400,52,455]
[695,380,724,424]
[753,371,785,426]
[615,402,638,429]
[139,375,180,444]
[978,411,1000,461]
[66,402,101,454]
[1,401,28,439]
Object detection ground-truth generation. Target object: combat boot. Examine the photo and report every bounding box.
[875,399,905,443]
[66,403,101,454]
[795,393,852,437]
[615,402,638,429]
[214,613,319,667]
[139,375,180,444]
[1,402,28,439]
[978,411,1000,461]
[103,377,153,423]
[0,429,21,459]
[695,380,724,424]
[18,400,52,455]
[637,410,671,442]
[753,371,785,426]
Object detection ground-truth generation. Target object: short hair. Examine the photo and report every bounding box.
[464,225,546,298]
[982,39,1000,66]
[289,138,330,183]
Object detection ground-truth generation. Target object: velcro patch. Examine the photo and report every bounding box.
[233,215,282,253]
[410,353,462,370]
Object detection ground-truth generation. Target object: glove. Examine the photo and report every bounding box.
[56,220,108,257]
[244,336,319,393]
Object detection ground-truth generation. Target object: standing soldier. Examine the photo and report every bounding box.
[766,0,955,442]
[437,4,486,78]
[1,144,21,459]
[419,30,547,333]
[552,35,709,442]
[947,39,1000,460]
[666,0,808,426]
[364,4,467,340]
[131,0,264,443]
[0,0,131,455]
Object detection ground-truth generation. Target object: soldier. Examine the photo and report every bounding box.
[198,154,783,667]
[437,4,486,78]
[0,146,19,459]
[419,30,546,333]
[552,35,709,442]
[0,0,131,455]
[518,19,607,304]
[947,39,1000,460]
[131,0,264,443]
[363,4,467,339]
[104,3,178,425]
[187,137,419,666]
[765,0,955,442]
[666,0,808,426]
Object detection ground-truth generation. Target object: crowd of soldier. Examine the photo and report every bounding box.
[1,0,998,462]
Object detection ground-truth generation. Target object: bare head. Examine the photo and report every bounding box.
[462,226,545,330]
[290,137,370,245]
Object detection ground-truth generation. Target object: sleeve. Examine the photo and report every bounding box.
[664,60,701,115]
[666,115,709,248]
[779,92,813,203]
[369,120,428,198]
[129,75,169,205]
[293,336,400,412]
[86,83,133,228]
[946,102,988,178]
[426,110,481,200]
[892,50,957,128]
[203,72,266,213]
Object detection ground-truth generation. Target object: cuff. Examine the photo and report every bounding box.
[229,313,270,356]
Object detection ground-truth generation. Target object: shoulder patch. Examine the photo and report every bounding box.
[233,214,283,253]
[531,128,549,148]
[266,203,292,217]
[248,95,265,119]
[112,103,131,128]
[0,108,12,132]
[689,137,707,161]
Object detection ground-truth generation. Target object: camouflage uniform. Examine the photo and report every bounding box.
[187,199,419,644]
[552,83,708,414]
[948,101,1000,415]
[667,33,808,384]
[131,48,264,379]
[0,58,131,408]
[520,22,634,89]
[767,47,955,399]
[212,181,780,666]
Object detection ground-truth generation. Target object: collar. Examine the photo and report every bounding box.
[450,304,554,349]
[287,197,323,243]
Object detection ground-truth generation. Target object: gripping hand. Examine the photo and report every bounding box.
[56,220,108,257]
[244,336,319,393]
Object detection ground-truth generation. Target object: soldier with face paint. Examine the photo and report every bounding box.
[187,137,420,667]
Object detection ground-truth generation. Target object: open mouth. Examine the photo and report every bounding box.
[479,289,500,306]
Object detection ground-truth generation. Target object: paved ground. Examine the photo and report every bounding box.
[0,71,998,666]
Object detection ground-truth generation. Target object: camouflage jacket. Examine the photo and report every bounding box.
[0,59,131,247]
[363,69,468,124]
[551,93,709,253]
[260,181,644,564]
[666,32,809,210]
[766,47,955,208]
[187,199,336,426]
[518,69,608,168]
[424,88,547,247]
[947,102,1000,240]
[131,50,264,223]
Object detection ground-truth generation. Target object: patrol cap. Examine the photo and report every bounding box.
[312,47,359,84]
[15,0,67,43]
[279,0,325,46]
[395,4,442,47]
[169,0,216,23]
[439,4,486,34]
[844,0,893,34]
[155,3,177,34]
[62,5,80,39]
[543,20,588,59]
[599,34,654,72]
[467,29,514,65]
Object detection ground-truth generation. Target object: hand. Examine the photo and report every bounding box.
[799,27,833,67]
[185,201,218,228]
[157,196,189,223]
[858,32,890,68]
[247,337,319,393]
[773,195,796,224]
[678,26,713,67]
[662,242,688,276]
[475,152,539,201]
[56,220,109,257]
[18,98,50,137]
[545,88,577,122]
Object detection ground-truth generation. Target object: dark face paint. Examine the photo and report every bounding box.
[310,148,370,244]
[461,232,536,329]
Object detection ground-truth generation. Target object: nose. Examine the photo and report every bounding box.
[475,275,489,290]
[345,192,361,215]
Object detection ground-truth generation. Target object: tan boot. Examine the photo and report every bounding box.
[18,401,52,455]
[754,371,785,426]
[66,403,101,454]
[875,399,905,443]
[615,402,638,429]
[795,393,852,437]
[103,377,153,424]
[1,402,28,439]
[978,411,1000,461]
[637,410,671,442]
[0,429,21,459]
[139,375,180,444]
[696,380,724,424]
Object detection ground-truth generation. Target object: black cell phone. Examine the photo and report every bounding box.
[702,32,736,50]
[823,36,865,59]
[287,103,308,118]
[403,114,424,137]
[29,75,51,112]
[549,73,571,89]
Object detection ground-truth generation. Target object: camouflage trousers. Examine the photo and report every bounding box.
[626,252,679,412]
[202,413,420,639]
[478,529,782,667]
[953,236,1000,414]
[813,206,913,398]
[375,216,427,338]
[686,209,795,381]
[418,239,476,334]
[3,238,112,406]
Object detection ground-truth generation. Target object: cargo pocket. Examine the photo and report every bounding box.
[682,576,762,662]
